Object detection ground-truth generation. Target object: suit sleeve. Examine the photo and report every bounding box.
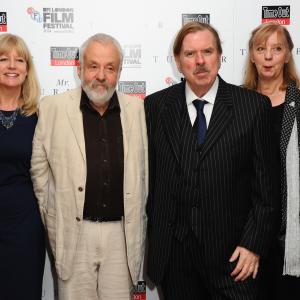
[144,95,156,230]
[30,99,50,225]
[239,96,279,256]
[141,101,149,210]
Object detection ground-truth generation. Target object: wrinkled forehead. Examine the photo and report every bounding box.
[83,41,120,63]
[181,30,217,51]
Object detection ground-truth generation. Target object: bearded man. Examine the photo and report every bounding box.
[31,33,148,300]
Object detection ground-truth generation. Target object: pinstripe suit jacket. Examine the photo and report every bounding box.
[145,76,277,284]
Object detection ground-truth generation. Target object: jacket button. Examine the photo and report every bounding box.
[76,217,81,222]
[78,187,83,192]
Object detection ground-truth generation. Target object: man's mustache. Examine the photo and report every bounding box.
[193,65,209,74]
[91,79,108,89]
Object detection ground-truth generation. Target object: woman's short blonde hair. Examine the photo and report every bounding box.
[0,33,40,115]
[244,22,299,91]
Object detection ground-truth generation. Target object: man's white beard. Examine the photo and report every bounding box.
[82,80,116,106]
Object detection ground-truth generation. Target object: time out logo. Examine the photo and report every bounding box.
[182,13,210,25]
[0,12,7,32]
[50,47,79,66]
[118,81,146,100]
[262,6,290,25]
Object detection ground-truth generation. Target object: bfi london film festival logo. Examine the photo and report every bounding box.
[118,81,146,100]
[262,6,290,25]
[0,12,7,32]
[27,7,43,23]
[50,47,79,66]
[165,77,178,87]
[182,13,210,25]
[43,8,74,32]
[27,7,74,32]
[123,45,142,68]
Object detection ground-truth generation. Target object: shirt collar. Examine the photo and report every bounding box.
[185,76,219,106]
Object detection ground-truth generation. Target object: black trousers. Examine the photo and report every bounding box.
[161,232,262,300]
[260,239,300,300]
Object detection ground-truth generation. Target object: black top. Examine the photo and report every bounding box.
[80,90,124,219]
[271,102,284,189]
[271,102,285,156]
[0,110,45,300]
[0,110,38,217]
[271,102,285,240]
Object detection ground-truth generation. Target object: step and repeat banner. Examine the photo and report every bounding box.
[1,0,300,299]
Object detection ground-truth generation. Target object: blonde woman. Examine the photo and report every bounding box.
[244,22,300,299]
[0,33,45,299]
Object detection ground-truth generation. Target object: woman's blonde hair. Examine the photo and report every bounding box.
[0,33,40,115]
[244,22,299,91]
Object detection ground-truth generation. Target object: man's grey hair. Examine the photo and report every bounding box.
[79,33,123,69]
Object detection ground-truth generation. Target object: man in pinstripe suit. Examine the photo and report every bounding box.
[145,22,277,299]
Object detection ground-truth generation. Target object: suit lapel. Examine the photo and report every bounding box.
[66,88,86,163]
[200,77,233,161]
[162,82,186,163]
[117,91,133,162]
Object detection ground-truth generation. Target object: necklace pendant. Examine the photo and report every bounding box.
[0,108,20,129]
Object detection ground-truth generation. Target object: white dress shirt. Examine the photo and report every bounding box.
[185,76,219,128]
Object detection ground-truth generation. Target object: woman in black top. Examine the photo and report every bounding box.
[244,22,300,299]
[0,33,45,299]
